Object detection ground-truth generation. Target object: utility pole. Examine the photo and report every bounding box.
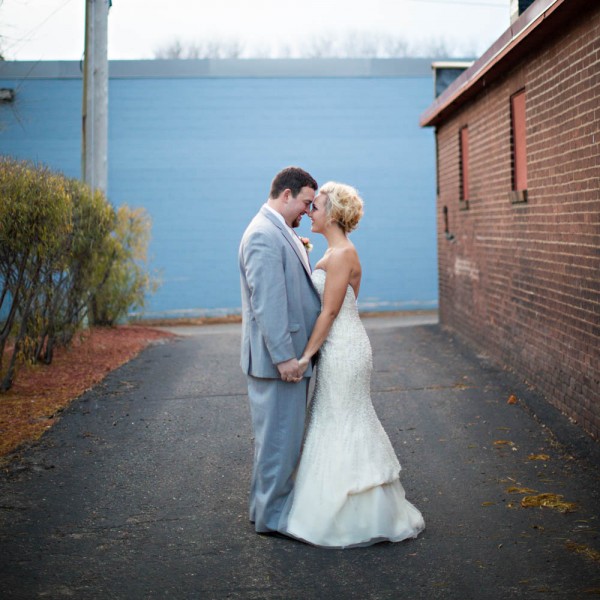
[81,0,110,195]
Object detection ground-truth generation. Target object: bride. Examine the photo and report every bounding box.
[277,181,425,548]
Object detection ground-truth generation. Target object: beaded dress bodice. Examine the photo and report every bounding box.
[300,269,400,489]
[311,268,371,388]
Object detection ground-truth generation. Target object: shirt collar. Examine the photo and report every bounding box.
[263,203,291,230]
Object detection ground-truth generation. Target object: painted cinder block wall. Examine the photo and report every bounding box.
[433,4,600,437]
[0,59,439,318]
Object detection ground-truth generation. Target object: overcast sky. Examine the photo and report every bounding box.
[1,0,511,61]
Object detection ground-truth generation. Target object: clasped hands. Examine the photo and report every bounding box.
[277,356,310,383]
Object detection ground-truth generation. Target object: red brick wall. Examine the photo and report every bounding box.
[436,6,600,438]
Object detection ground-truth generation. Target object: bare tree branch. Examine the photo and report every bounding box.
[155,37,244,59]
[304,36,337,59]
[412,36,453,57]
[153,32,466,60]
[154,39,184,59]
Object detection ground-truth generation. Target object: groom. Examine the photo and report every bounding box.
[238,166,321,533]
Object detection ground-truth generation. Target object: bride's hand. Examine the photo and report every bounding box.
[288,356,309,383]
[297,356,310,377]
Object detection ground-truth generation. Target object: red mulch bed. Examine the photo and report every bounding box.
[0,326,175,457]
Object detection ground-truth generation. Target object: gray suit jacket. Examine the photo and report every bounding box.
[239,206,321,379]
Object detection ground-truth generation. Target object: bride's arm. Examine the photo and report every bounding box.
[298,250,352,369]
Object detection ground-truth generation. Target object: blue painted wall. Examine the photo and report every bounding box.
[0,62,437,317]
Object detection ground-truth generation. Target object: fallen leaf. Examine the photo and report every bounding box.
[507,486,537,494]
[521,493,578,513]
[494,440,514,446]
[564,541,600,564]
[528,454,550,461]
[507,394,518,404]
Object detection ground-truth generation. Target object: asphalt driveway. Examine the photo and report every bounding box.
[1,316,599,599]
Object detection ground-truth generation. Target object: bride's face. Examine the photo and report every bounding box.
[309,193,328,234]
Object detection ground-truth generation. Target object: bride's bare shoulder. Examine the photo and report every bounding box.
[330,244,360,267]
[331,241,357,258]
[315,243,360,273]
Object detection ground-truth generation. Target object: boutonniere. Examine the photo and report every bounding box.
[300,236,313,252]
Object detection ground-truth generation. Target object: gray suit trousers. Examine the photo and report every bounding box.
[247,375,309,532]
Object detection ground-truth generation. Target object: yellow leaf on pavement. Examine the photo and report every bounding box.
[564,541,600,564]
[528,454,550,461]
[521,493,577,513]
[507,486,537,494]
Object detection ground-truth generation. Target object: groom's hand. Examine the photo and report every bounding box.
[277,358,302,383]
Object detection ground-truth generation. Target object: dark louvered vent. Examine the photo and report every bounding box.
[510,0,537,24]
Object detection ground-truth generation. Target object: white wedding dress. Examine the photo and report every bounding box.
[278,268,425,548]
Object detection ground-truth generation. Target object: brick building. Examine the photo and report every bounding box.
[420,0,600,438]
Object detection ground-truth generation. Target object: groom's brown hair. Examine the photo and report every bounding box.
[269,166,318,199]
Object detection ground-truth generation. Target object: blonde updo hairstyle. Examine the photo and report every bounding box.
[319,181,364,234]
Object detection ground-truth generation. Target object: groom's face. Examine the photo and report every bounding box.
[287,186,315,228]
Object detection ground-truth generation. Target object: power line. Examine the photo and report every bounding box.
[3,0,77,54]
[407,0,506,7]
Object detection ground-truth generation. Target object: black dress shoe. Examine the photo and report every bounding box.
[256,530,290,540]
